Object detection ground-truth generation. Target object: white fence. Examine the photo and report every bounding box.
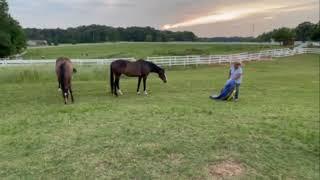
[0,58,135,67]
[0,48,319,67]
[146,48,316,67]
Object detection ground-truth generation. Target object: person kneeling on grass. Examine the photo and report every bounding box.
[210,62,243,101]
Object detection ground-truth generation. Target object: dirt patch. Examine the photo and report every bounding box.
[208,160,245,178]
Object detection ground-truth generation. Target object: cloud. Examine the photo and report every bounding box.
[8,0,319,36]
[36,0,136,10]
[162,1,318,29]
[263,17,273,20]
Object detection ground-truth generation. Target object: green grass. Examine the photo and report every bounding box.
[0,54,319,179]
[24,42,278,59]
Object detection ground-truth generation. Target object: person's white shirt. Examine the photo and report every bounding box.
[230,65,243,84]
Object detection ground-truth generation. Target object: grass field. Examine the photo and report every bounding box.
[0,54,319,179]
[24,42,278,59]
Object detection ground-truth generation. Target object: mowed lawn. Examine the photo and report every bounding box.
[0,54,319,179]
[24,42,277,59]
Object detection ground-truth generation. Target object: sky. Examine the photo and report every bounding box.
[8,0,320,37]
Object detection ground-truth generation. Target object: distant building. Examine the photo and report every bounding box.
[27,40,48,47]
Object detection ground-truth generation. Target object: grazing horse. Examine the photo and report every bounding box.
[110,59,167,96]
[55,57,77,104]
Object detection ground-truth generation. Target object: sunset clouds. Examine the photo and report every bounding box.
[162,1,317,29]
[8,0,319,36]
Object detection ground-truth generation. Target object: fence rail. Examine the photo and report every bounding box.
[0,48,319,67]
[147,48,317,67]
[0,58,135,66]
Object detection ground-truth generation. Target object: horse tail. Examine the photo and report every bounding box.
[73,68,77,74]
[110,63,114,94]
[60,63,66,92]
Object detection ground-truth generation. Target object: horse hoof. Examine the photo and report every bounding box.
[137,91,141,95]
[58,88,61,91]
[118,90,123,95]
[144,91,148,95]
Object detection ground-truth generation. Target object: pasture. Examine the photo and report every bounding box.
[24,42,278,59]
[0,54,319,179]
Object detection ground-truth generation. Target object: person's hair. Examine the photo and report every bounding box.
[234,62,242,66]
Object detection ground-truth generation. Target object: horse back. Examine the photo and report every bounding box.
[111,59,151,77]
[56,58,73,74]
[56,57,74,85]
[111,60,138,76]
[125,61,146,76]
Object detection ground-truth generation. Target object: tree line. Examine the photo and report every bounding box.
[24,25,197,45]
[25,21,319,47]
[257,21,320,44]
[0,0,26,58]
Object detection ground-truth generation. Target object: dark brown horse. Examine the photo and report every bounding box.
[56,57,77,104]
[110,59,167,96]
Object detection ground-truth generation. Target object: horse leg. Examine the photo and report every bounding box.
[62,90,67,104]
[137,76,142,95]
[143,76,148,95]
[114,75,119,96]
[57,76,61,91]
[116,75,123,95]
[70,87,74,103]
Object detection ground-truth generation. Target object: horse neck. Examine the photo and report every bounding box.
[148,62,161,73]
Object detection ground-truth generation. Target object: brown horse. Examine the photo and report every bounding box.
[110,59,167,96]
[55,57,77,104]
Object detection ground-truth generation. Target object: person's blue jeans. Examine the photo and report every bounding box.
[235,83,240,99]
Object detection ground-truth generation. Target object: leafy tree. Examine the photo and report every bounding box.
[295,22,316,42]
[0,0,26,58]
[145,34,153,42]
[272,28,295,46]
[311,21,320,41]
[0,31,11,57]
[0,0,8,15]
[256,32,274,42]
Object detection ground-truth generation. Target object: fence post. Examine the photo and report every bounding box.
[196,56,199,67]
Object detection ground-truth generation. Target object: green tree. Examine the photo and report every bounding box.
[272,28,295,46]
[145,34,153,42]
[0,0,26,58]
[256,32,274,42]
[295,22,315,42]
[311,21,320,41]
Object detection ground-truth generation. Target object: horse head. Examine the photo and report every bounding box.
[158,68,167,83]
